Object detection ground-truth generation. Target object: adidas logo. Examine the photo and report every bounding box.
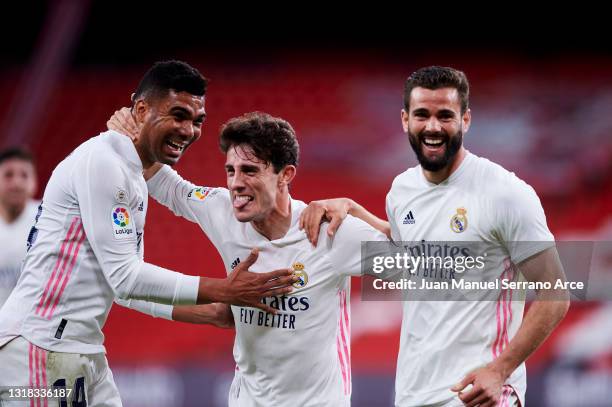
[231,257,241,270]
[402,211,415,225]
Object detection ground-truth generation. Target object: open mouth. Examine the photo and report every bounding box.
[422,138,445,147]
[233,194,254,209]
[421,137,447,152]
[165,139,186,153]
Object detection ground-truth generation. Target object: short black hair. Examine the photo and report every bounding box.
[0,147,34,166]
[133,60,208,102]
[219,112,299,173]
[403,66,470,114]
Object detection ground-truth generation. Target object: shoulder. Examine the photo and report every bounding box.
[390,166,420,191]
[69,137,136,196]
[70,135,123,170]
[471,154,540,204]
[387,166,420,206]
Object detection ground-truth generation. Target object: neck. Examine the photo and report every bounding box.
[133,141,154,170]
[0,203,24,223]
[251,193,292,240]
[422,147,467,184]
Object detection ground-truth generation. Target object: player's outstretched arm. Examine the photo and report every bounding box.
[452,247,570,406]
[172,303,234,328]
[299,198,390,246]
[198,248,298,314]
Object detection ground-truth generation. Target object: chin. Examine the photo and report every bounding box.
[160,156,181,166]
[233,211,253,223]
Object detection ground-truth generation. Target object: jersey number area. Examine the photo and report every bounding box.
[53,377,86,407]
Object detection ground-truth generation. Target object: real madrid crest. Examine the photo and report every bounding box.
[450,207,468,233]
[291,262,308,288]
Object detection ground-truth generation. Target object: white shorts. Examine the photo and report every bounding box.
[0,336,122,407]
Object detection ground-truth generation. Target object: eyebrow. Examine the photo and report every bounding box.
[224,164,260,172]
[412,108,457,116]
[437,109,456,116]
[170,106,207,120]
[170,106,191,116]
[412,108,430,115]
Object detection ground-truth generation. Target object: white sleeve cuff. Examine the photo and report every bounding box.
[115,298,174,320]
[127,262,199,305]
[174,274,200,306]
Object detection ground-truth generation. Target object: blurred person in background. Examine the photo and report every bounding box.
[0,147,39,309]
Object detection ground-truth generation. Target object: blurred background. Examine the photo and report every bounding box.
[1,2,611,406]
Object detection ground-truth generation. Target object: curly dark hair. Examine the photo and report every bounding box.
[219,112,299,173]
[403,66,470,114]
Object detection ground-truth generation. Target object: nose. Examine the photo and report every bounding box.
[178,120,195,139]
[228,170,246,191]
[424,117,442,133]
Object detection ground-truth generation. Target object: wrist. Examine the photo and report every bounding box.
[199,277,229,304]
[345,198,358,216]
[488,357,514,381]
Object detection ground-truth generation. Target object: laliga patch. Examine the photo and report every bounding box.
[187,187,213,202]
[112,205,135,240]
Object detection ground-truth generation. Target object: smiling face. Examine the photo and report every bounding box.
[224,144,295,224]
[402,87,471,172]
[134,90,206,168]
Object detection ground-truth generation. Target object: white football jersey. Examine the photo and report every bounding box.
[0,199,40,308]
[147,165,388,406]
[386,152,554,406]
[0,131,198,355]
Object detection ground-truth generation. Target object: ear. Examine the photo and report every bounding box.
[462,108,472,133]
[278,165,297,188]
[133,98,149,125]
[401,108,410,133]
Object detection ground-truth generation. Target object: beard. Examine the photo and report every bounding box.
[408,128,463,172]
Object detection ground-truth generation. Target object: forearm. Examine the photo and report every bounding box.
[172,303,234,328]
[490,298,569,378]
[491,247,570,378]
[348,200,391,238]
[117,262,199,306]
[115,298,174,320]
